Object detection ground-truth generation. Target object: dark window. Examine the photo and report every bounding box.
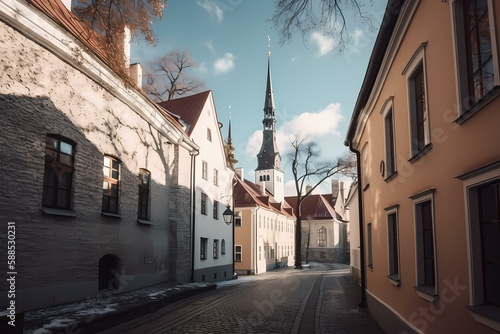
[478,181,500,306]
[235,245,242,262]
[201,238,208,260]
[201,193,207,215]
[235,216,242,226]
[213,239,219,259]
[464,0,494,105]
[221,239,226,254]
[42,136,75,209]
[385,108,396,175]
[102,156,120,213]
[318,226,327,247]
[418,200,435,287]
[413,64,427,152]
[138,169,150,219]
[207,128,212,141]
[213,200,219,219]
[388,212,399,277]
[367,223,373,268]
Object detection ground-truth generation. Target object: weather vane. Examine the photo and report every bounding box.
[268,35,271,57]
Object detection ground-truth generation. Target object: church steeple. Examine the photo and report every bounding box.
[255,38,284,202]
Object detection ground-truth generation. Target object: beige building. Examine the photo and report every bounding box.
[345,0,500,333]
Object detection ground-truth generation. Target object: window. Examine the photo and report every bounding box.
[318,226,327,247]
[202,161,208,180]
[459,162,500,330]
[259,246,262,260]
[403,43,431,160]
[207,128,212,141]
[102,156,120,214]
[386,205,400,284]
[361,143,370,190]
[42,135,75,210]
[411,189,437,300]
[201,237,208,260]
[453,0,498,119]
[213,169,219,186]
[235,245,242,262]
[201,193,207,215]
[213,239,219,259]
[367,223,373,269]
[235,216,242,226]
[221,239,226,254]
[213,200,219,219]
[138,169,150,219]
[382,98,397,178]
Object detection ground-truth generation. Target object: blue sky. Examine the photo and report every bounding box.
[131,0,386,195]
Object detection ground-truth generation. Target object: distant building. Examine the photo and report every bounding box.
[345,181,360,284]
[285,180,349,264]
[0,0,197,310]
[159,91,234,283]
[233,54,295,275]
[345,0,500,333]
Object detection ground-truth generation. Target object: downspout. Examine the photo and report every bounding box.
[190,147,199,282]
[254,206,261,274]
[348,143,367,308]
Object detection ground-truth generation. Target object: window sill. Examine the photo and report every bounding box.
[42,207,76,217]
[467,304,500,332]
[387,274,401,286]
[101,212,122,218]
[384,171,398,183]
[414,285,438,302]
[456,86,500,125]
[137,219,154,225]
[408,143,433,164]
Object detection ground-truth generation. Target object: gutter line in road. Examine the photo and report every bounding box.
[290,275,322,334]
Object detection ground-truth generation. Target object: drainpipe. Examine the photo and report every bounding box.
[190,147,199,282]
[348,143,367,308]
[254,206,261,274]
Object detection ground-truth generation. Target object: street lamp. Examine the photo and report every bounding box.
[223,205,233,225]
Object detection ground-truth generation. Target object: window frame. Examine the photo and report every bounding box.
[221,239,226,255]
[213,239,219,259]
[235,245,242,262]
[213,168,219,186]
[42,135,76,211]
[138,169,150,220]
[410,188,438,301]
[318,226,327,247]
[452,0,500,123]
[385,204,401,285]
[403,42,432,162]
[459,161,500,331]
[200,237,208,260]
[201,193,207,215]
[207,128,212,142]
[202,161,208,180]
[213,200,219,219]
[102,155,121,214]
[381,97,397,181]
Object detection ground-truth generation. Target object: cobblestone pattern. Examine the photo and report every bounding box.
[0,21,191,302]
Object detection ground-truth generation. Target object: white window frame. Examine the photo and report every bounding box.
[235,245,242,262]
[451,0,500,122]
[200,237,208,260]
[202,161,208,180]
[411,188,438,302]
[385,204,400,285]
[459,161,500,331]
[403,42,431,161]
[213,168,219,186]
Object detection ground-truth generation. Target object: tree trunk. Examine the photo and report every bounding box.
[305,225,310,264]
[295,210,302,269]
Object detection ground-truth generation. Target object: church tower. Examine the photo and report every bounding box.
[255,48,284,203]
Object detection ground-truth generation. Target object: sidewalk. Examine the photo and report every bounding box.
[22,281,217,334]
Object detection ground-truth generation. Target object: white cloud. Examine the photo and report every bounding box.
[244,103,344,162]
[197,0,224,23]
[213,53,235,74]
[197,61,208,74]
[311,31,335,56]
[204,40,216,54]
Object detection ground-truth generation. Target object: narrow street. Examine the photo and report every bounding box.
[98,263,384,334]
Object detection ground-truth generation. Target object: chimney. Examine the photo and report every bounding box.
[235,168,244,180]
[331,179,340,196]
[261,181,267,195]
[129,63,142,89]
[340,181,345,202]
[305,184,312,195]
[61,0,72,11]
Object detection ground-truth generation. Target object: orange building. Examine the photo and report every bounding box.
[345,0,500,333]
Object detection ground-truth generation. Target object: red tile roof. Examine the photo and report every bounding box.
[158,91,212,136]
[285,194,338,220]
[234,178,295,218]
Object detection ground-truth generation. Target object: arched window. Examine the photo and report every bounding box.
[221,239,226,254]
[267,175,270,181]
[318,226,327,247]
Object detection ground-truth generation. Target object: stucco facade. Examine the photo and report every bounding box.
[0,0,197,311]
[346,0,500,333]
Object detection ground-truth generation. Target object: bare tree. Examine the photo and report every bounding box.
[271,0,375,53]
[73,0,167,77]
[304,221,311,264]
[143,51,206,102]
[288,134,355,269]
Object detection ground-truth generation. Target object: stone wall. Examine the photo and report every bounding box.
[0,19,192,310]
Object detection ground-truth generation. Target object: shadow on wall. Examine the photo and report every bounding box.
[0,94,191,310]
